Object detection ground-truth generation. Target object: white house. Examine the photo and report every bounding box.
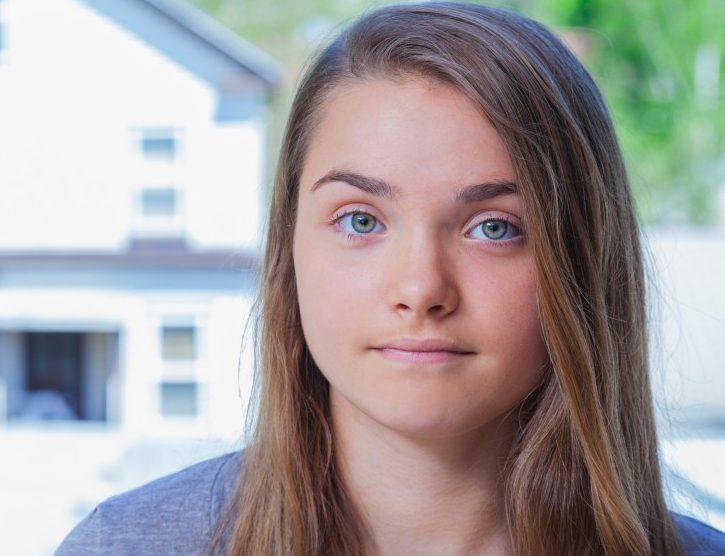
[0,0,280,437]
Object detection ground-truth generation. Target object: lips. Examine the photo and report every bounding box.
[376,338,473,353]
[373,338,474,364]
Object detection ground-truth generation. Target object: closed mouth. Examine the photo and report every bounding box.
[375,338,474,354]
[373,346,473,364]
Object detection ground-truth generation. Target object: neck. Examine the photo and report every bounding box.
[332,394,514,556]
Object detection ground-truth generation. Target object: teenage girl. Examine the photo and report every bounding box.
[57,3,725,555]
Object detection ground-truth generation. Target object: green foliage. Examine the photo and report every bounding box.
[534,0,725,223]
[192,0,725,224]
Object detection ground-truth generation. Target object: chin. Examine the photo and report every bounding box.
[369,401,495,441]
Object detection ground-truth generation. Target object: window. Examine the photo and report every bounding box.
[141,132,176,162]
[132,128,184,238]
[158,322,200,419]
[141,187,176,217]
[159,381,197,417]
[161,326,196,361]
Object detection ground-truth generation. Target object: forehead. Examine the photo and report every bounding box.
[300,76,515,197]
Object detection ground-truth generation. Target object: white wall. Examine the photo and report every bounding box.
[0,0,266,251]
[645,228,725,429]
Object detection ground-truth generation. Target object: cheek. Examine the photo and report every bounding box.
[466,264,548,375]
[294,234,380,367]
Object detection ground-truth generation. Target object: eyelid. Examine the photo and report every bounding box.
[328,205,385,226]
[466,210,522,231]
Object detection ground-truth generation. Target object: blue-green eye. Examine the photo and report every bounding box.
[469,218,521,241]
[336,211,385,236]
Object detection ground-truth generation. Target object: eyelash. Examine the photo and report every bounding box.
[329,209,524,248]
[329,209,384,243]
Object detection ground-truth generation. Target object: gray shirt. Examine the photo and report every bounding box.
[54,450,242,556]
[55,450,725,555]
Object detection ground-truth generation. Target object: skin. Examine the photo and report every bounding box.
[293,76,549,555]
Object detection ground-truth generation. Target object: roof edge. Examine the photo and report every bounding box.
[138,0,283,89]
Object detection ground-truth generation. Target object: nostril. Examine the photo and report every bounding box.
[394,302,450,316]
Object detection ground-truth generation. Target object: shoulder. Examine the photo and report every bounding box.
[672,512,725,555]
[54,450,244,556]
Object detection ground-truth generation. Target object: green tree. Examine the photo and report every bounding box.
[532,0,725,224]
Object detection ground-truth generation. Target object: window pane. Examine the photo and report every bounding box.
[141,134,175,161]
[160,382,197,417]
[161,326,196,360]
[141,188,176,216]
[23,332,82,420]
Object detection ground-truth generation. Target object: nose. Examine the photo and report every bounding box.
[387,233,459,321]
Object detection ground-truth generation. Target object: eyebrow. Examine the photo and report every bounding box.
[311,169,518,203]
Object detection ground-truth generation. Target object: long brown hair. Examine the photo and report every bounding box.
[209,3,683,554]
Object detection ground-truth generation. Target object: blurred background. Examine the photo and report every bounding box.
[0,0,722,554]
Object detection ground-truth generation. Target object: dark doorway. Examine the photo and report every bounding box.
[25,332,84,420]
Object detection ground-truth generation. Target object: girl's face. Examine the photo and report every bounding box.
[293,76,549,439]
